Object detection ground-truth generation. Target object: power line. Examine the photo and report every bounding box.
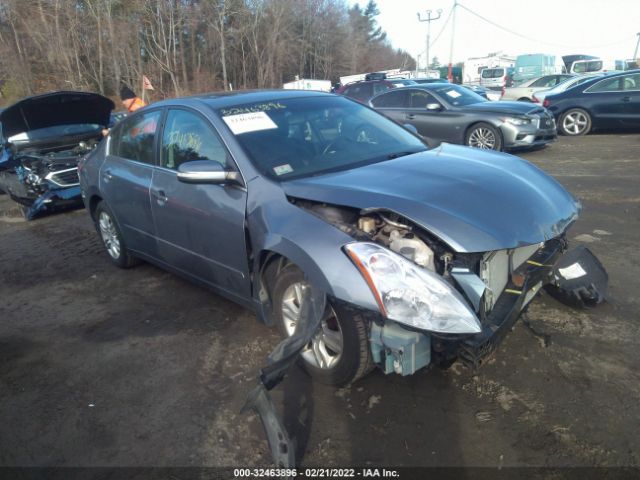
[457,2,635,51]
[428,6,453,49]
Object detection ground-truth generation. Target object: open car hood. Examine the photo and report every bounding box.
[0,91,115,140]
[282,144,580,253]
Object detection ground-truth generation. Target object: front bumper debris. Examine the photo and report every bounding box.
[23,186,82,220]
[544,245,608,308]
[458,240,608,369]
[242,282,327,468]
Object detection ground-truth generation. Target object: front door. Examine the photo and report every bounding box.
[150,108,250,297]
[406,89,460,143]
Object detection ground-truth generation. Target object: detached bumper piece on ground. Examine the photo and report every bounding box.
[242,284,326,468]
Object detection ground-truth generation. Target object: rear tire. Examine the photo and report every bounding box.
[559,108,592,136]
[270,264,373,386]
[94,202,139,268]
[517,97,532,102]
[465,122,503,151]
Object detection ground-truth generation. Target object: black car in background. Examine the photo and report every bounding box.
[336,79,396,103]
[543,69,640,135]
[370,83,556,151]
[0,91,114,219]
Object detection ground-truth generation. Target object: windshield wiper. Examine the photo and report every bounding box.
[386,150,425,160]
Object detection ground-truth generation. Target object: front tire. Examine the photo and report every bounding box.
[559,108,592,136]
[270,264,373,386]
[465,123,503,151]
[94,202,139,268]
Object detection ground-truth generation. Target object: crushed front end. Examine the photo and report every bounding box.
[366,233,608,375]
[0,143,96,219]
[290,199,608,377]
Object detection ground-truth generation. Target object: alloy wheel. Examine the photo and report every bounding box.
[98,211,121,260]
[281,282,343,369]
[468,127,497,149]
[562,111,589,135]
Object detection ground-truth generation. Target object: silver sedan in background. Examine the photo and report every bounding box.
[502,74,575,102]
[532,73,607,104]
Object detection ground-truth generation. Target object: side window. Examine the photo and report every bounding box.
[345,84,371,101]
[373,82,391,95]
[115,110,161,164]
[371,90,408,108]
[161,109,228,170]
[409,90,437,108]
[531,76,555,88]
[587,77,624,93]
[622,74,640,91]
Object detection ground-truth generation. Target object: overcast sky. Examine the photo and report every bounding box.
[350,0,640,67]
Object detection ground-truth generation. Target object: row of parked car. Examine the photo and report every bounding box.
[337,69,640,147]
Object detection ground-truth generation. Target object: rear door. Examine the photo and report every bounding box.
[343,83,373,103]
[100,108,163,256]
[370,89,410,125]
[150,107,250,297]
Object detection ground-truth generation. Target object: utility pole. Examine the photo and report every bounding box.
[417,8,442,76]
[448,0,457,82]
[633,32,640,62]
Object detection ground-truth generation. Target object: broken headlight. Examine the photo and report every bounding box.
[345,242,481,334]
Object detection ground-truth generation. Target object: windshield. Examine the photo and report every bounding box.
[430,84,486,106]
[218,96,427,180]
[7,124,102,143]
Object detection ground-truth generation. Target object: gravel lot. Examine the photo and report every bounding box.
[1,133,639,469]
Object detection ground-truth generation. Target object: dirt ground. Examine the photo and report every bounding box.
[1,133,639,470]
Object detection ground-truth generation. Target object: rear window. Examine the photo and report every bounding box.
[481,68,505,79]
[574,60,603,73]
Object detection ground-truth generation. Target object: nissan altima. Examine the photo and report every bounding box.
[79,90,607,388]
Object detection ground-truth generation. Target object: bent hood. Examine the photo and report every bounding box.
[0,91,114,139]
[283,144,580,253]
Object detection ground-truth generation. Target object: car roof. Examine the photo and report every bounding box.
[151,89,334,111]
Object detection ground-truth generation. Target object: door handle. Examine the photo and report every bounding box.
[151,189,168,205]
[406,113,415,120]
[621,96,631,102]
[102,169,113,181]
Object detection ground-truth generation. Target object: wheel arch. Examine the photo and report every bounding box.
[88,193,103,221]
[252,236,378,325]
[559,106,594,134]
[464,121,504,147]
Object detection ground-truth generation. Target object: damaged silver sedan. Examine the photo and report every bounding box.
[0,91,114,219]
[79,90,607,465]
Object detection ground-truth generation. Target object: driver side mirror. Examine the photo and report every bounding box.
[177,160,242,186]
[426,103,442,112]
[402,124,419,135]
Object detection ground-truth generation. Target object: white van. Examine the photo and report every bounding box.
[570,58,621,74]
[479,67,514,90]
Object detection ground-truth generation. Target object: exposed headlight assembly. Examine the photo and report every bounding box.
[502,116,531,126]
[344,242,481,334]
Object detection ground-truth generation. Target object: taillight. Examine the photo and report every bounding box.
[543,99,550,108]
